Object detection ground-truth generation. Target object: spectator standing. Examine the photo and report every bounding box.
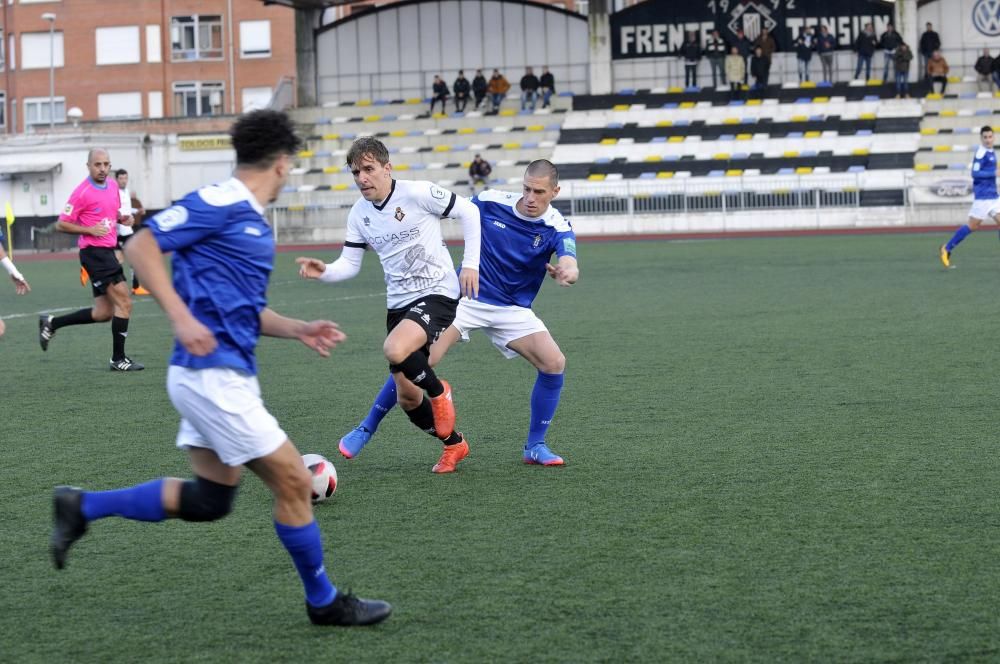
[816,25,837,82]
[453,71,471,113]
[854,23,877,80]
[430,75,449,114]
[794,27,814,82]
[488,69,511,113]
[750,46,770,94]
[975,49,994,92]
[754,28,777,63]
[927,50,950,95]
[919,22,941,82]
[894,42,913,98]
[468,154,492,194]
[705,29,727,87]
[539,67,556,108]
[680,31,701,88]
[472,69,488,110]
[520,67,540,111]
[732,28,753,83]
[725,46,745,101]
[879,23,902,81]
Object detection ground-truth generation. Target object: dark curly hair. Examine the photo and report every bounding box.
[230,110,302,168]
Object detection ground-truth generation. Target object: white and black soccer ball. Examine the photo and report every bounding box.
[302,453,338,503]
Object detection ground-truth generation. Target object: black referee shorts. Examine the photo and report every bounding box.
[80,246,125,297]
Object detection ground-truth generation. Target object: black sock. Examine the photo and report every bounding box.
[111,316,129,361]
[403,397,437,437]
[52,308,94,331]
[402,398,464,444]
[132,272,140,289]
[395,352,444,397]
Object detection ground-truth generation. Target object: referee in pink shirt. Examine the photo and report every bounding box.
[39,148,143,371]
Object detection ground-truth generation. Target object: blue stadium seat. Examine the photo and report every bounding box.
[639,172,656,179]
[651,136,667,143]
[847,165,866,173]
[777,167,795,175]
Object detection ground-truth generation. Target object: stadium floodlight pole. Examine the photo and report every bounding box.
[41,12,56,129]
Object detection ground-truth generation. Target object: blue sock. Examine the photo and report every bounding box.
[80,478,167,522]
[527,371,564,447]
[946,225,972,252]
[361,374,397,432]
[274,520,337,608]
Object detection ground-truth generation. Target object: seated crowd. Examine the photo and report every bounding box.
[429,67,557,114]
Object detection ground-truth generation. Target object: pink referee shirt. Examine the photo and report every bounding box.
[59,177,122,249]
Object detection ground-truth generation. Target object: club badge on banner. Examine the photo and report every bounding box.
[964,0,1000,44]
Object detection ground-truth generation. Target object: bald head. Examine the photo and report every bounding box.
[87,148,111,184]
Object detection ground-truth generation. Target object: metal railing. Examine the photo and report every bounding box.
[564,175,862,217]
[614,45,999,91]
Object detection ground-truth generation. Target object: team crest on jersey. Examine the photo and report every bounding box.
[363,216,371,226]
[63,203,74,215]
[394,207,405,222]
[533,234,542,248]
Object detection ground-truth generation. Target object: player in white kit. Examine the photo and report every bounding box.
[297,137,482,473]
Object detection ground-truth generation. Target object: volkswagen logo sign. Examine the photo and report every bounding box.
[973,0,1000,37]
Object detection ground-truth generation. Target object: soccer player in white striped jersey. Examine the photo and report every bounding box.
[333,160,579,466]
[296,137,482,473]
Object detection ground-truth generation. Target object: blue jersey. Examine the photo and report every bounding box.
[472,190,577,308]
[972,146,998,200]
[146,178,275,375]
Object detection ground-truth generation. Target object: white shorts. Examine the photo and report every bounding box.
[453,299,547,359]
[167,366,287,467]
[968,199,1000,221]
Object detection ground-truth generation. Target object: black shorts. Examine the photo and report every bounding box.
[116,232,136,250]
[386,294,459,356]
[80,246,125,296]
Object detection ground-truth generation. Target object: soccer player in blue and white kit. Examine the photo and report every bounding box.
[334,160,579,466]
[49,111,391,627]
[940,125,1000,268]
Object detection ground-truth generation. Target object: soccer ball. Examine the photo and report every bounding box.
[302,453,338,503]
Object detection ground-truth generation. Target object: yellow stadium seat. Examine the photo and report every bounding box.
[920,128,938,135]
[725,169,743,176]
[356,100,372,106]
[933,145,952,152]
[298,150,314,158]
[656,171,674,179]
[322,133,339,141]
[599,138,618,145]
[914,163,932,171]
[795,166,813,174]
[612,104,630,111]
[668,136,685,143]
[332,184,350,191]
[644,155,662,162]
[587,174,606,181]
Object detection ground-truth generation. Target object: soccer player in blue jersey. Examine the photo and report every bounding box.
[49,110,391,627]
[331,160,578,466]
[940,126,1000,268]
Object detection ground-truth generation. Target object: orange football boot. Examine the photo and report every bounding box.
[431,435,468,474]
[429,379,456,438]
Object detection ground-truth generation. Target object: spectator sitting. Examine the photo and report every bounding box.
[894,42,913,98]
[975,48,994,92]
[520,67,540,111]
[854,23,877,80]
[468,154,492,194]
[487,69,511,113]
[724,46,745,101]
[879,23,902,81]
[472,69,488,110]
[816,25,837,83]
[919,22,941,81]
[430,75,449,114]
[539,66,556,108]
[927,50,949,95]
[453,70,471,113]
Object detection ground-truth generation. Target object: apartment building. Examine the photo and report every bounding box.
[0,0,295,134]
